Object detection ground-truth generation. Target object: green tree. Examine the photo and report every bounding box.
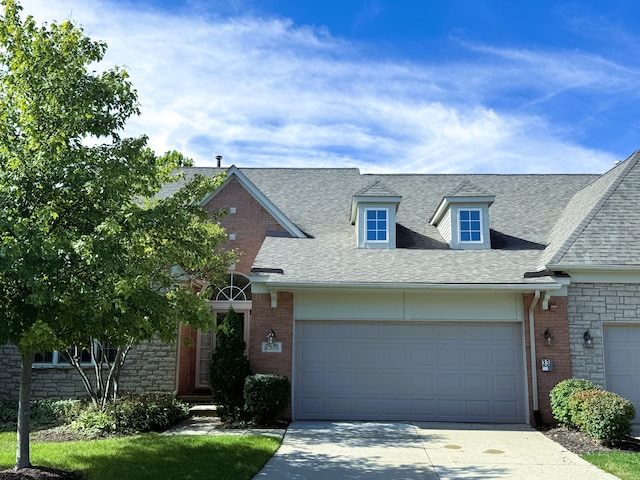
[210,308,252,421]
[0,0,233,470]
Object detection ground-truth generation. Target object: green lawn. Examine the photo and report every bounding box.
[0,432,281,480]
[583,452,640,480]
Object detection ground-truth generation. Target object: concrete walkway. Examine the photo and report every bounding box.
[162,416,286,439]
[254,421,619,480]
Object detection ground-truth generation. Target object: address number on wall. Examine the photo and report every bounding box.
[261,342,282,353]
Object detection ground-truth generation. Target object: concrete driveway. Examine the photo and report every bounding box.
[254,421,618,480]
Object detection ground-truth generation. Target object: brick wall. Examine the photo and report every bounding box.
[0,338,177,401]
[176,176,292,396]
[568,283,640,385]
[248,292,294,381]
[204,177,288,274]
[247,291,294,420]
[522,293,572,425]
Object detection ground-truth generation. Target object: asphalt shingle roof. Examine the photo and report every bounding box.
[543,151,640,266]
[161,154,640,286]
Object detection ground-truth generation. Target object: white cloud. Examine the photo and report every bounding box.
[25,0,625,173]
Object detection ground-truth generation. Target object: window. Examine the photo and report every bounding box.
[33,342,118,366]
[459,209,482,242]
[213,273,252,301]
[366,209,388,241]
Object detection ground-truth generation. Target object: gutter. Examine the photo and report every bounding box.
[249,279,563,292]
[529,289,541,426]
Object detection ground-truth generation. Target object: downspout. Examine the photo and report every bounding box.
[529,290,541,426]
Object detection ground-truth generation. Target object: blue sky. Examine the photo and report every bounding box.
[27,0,640,173]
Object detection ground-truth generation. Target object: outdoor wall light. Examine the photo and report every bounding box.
[583,330,594,348]
[543,328,553,346]
[267,329,276,344]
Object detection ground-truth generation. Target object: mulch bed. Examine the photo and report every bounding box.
[539,426,640,455]
[0,467,84,480]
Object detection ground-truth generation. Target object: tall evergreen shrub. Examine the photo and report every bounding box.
[210,308,252,420]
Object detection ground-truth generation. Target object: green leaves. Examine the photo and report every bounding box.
[0,0,234,355]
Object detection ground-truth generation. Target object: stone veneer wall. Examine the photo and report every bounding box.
[568,282,640,385]
[0,337,177,401]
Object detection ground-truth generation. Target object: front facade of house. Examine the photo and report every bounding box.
[1,152,639,427]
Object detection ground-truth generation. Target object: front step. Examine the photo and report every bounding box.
[188,404,218,417]
[179,394,214,405]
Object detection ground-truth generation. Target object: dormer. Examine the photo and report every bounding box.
[429,181,494,250]
[350,180,402,249]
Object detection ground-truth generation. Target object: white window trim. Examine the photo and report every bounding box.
[458,208,484,244]
[364,207,390,243]
[33,341,115,368]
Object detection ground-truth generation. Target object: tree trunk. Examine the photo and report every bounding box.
[15,353,32,470]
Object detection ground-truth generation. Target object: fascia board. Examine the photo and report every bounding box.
[250,280,562,293]
[350,194,402,224]
[201,165,306,239]
[545,264,640,272]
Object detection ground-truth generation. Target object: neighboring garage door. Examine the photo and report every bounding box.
[294,321,524,423]
[604,325,640,424]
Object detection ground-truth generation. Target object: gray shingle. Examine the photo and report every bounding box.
[545,151,640,266]
[159,162,638,284]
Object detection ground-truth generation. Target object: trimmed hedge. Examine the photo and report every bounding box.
[551,378,637,445]
[567,389,601,431]
[244,374,290,425]
[550,378,601,428]
[577,390,636,444]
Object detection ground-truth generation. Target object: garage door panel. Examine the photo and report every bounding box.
[295,321,524,422]
[408,349,436,364]
[466,374,490,392]
[465,349,490,366]
[605,325,640,424]
[301,345,324,364]
[437,349,464,366]
[492,348,519,366]
[381,347,407,364]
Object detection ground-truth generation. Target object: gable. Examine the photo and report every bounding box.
[202,166,306,239]
[541,151,640,268]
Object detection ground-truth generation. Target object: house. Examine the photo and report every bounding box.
[1,151,639,427]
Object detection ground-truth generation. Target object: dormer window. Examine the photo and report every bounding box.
[366,209,388,242]
[429,181,494,250]
[351,180,401,249]
[459,209,482,243]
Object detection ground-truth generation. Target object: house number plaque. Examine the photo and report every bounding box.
[261,341,282,353]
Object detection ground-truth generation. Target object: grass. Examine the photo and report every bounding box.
[0,431,281,480]
[583,451,640,480]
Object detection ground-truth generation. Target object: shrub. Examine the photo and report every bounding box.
[70,393,189,436]
[244,374,290,425]
[210,308,252,421]
[579,390,636,444]
[550,378,601,427]
[0,399,84,431]
[112,392,190,433]
[72,406,116,436]
[567,389,601,430]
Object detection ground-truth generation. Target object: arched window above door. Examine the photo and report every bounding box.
[213,273,252,301]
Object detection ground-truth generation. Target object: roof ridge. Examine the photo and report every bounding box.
[354,179,402,197]
[450,179,494,196]
[545,151,640,266]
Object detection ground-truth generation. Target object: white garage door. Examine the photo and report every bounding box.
[605,325,640,424]
[294,321,525,423]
